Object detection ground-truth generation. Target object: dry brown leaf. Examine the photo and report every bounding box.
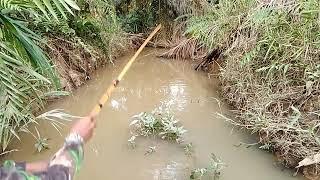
[297,154,320,168]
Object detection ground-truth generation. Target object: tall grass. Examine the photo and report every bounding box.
[184,0,320,177]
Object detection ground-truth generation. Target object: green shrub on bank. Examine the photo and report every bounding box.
[0,0,129,151]
[185,0,320,176]
[31,0,127,61]
[115,0,207,34]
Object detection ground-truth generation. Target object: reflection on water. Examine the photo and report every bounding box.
[167,81,188,112]
[151,162,189,180]
[110,97,127,111]
[6,49,303,180]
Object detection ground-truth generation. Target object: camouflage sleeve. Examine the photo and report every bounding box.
[0,133,84,180]
[30,133,84,180]
[0,161,27,180]
[44,133,84,180]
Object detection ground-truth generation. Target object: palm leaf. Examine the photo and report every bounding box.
[0,50,50,150]
[0,0,80,150]
[0,0,29,11]
[0,13,60,88]
[0,0,80,20]
[33,0,80,19]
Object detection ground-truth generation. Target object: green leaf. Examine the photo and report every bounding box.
[32,0,50,19]
[64,0,80,10]
[52,0,67,19]
[43,0,59,21]
[57,0,74,15]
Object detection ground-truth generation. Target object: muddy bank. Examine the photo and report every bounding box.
[44,35,140,92]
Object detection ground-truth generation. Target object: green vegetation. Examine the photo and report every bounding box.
[184,143,194,156]
[128,104,187,145]
[32,127,49,153]
[190,153,225,180]
[0,0,131,151]
[2,0,319,178]
[169,0,320,177]
[0,0,79,150]
[128,105,225,179]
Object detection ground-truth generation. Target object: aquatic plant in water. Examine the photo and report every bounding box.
[145,146,156,155]
[128,103,187,145]
[190,153,225,180]
[184,143,194,156]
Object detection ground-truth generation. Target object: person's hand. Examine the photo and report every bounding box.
[70,115,96,143]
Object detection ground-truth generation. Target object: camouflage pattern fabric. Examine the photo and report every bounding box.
[0,133,83,180]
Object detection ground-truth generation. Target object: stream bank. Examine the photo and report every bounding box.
[6,49,303,180]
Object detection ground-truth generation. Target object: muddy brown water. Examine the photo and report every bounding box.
[7,49,303,180]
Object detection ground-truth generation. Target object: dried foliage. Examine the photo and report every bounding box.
[157,20,207,60]
[45,36,106,91]
[164,0,210,15]
[159,37,206,60]
[158,0,213,60]
[220,1,320,174]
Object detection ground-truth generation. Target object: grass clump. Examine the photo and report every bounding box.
[180,0,320,178]
[128,103,187,146]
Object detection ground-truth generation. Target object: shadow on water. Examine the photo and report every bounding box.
[7,48,304,180]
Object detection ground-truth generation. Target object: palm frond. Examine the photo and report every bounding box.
[33,0,80,20]
[0,41,52,150]
[0,13,60,88]
[0,0,80,20]
[0,0,81,150]
[0,0,32,11]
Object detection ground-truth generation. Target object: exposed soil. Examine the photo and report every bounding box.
[44,35,140,92]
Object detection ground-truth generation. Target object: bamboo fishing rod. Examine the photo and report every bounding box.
[90,24,162,117]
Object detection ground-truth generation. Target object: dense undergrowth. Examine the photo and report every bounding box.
[163,0,320,178]
[0,0,135,151]
[32,0,133,91]
[2,0,319,178]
